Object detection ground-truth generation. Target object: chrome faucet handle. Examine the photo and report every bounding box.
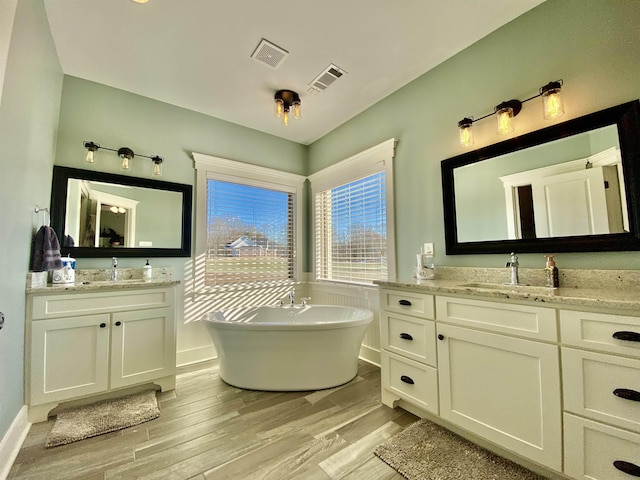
[300,297,311,306]
[506,252,519,267]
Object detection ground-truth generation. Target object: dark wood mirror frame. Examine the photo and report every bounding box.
[51,166,193,258]
[441,100,640,255]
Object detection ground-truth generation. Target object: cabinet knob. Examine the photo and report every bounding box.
[399,333,413,341]
[612,331,640,343]
[400,375,415,385]
[398,299,412,306]
[99,323,106,328]
[613,388,640,402]
[437,334,445,341]
[613,460,640,477]
[115,321,122,327]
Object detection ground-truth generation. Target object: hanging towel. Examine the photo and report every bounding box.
[30,226,63,272]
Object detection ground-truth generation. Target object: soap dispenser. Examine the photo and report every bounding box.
[544,255,559,288]
[143,259,152,282]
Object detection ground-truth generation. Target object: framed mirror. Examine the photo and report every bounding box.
[51,166,192,257]
[442,100,640,254]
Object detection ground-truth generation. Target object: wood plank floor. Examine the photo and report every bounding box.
[8,360,418,479]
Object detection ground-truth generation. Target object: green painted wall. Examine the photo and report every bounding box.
[54,75,308,273]
[308,0,640,276]
[0,0,62,439]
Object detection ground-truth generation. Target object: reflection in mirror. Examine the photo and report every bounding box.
[442,100,640,255]
[454,125,626,242]
[51,166,192,258]
[66,179,183,248]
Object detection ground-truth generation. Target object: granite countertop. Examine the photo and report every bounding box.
[376,266,640,314]
[26,267,179,294]
[26,278,180,294]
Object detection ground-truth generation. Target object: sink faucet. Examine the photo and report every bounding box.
[506,252,519,285]
[288,288,296,306]
[111,257,118,281]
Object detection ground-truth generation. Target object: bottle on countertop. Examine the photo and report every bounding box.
[143,259,152,281]
[544,255,559,288]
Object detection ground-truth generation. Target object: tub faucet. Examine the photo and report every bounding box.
[300,297,311,307]
[111,257,118,281]
[288,288,296,306]
[506,252,519,285]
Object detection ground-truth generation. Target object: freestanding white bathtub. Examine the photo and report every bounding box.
[202,305,373,391]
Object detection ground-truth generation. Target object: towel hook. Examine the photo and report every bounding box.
[34,205,50,226]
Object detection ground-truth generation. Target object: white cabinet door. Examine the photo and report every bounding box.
[30,314,110,404]
[110,307,176,388]
[437,323,562,471]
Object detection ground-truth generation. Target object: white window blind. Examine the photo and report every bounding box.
[205,179,295,285]
[315,171,388,284]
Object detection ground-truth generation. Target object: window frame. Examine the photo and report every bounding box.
[193,152,305,289]
[308,138,397,284]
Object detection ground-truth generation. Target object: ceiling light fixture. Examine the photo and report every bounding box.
[83,141,164,177]
[458,80,564,147]
[274,90,301,126]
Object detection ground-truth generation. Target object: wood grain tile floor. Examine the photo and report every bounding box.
[8,360,418,479]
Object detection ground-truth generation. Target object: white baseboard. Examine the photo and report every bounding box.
[0,406,30,480]
[176,345,216,367]
[359,344,380,367]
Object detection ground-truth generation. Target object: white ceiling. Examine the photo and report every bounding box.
[44,0,545,146]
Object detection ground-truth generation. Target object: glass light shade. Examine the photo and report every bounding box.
[152,160,163,177]
[120,155,131,170]
[542,88,564,119]
[85,150,95,163]
[274,98,284,118]
[282,110,289,126]
[496,107,514,135]
[110,206,118,214]
[458,119,474,147]
[292,101,301,119]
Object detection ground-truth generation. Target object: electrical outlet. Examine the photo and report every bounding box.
[423,243,434,256]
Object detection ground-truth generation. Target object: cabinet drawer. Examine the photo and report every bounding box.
[380,312,436,366]
[31,287,175,319]
[381,351,438,414]
[379,289,434,319]
[563,347,640,433]
[560,310,640,358]
[564,413,640,480]
[436,295,557,341]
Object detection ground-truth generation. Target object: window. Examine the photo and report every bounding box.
[194,153,304,287]
[310,139,396,284]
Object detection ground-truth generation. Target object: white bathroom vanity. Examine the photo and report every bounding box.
[377,275,640,480]
[25,277,179,422]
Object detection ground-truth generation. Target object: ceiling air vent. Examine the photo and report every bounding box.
[250,38,289,69]
[309,64,347,92]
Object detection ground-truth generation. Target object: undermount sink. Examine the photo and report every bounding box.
[460,282,555,294]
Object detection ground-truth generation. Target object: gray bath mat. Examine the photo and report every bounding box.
[45,389,160,448]
[374,419,546,480]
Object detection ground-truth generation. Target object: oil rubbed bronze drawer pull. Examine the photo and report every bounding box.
[398,299,412,306]
[613,388,640,402]
[400,375,415,385]
[399,333,413,341]
[613,331,640,342]
[99,323,106,328]
[613,460,640,477]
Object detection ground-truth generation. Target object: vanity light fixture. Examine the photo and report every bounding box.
[274,90,301,126]
[458,80,564,147]
[83,141,164,177]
